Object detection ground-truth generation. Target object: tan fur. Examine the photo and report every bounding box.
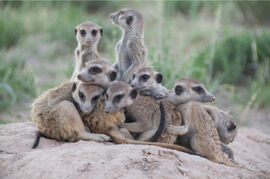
[71,21,103,81]
[178,102,243,168]
[82,95,195,154]
[31,82,110,143]
[110,9,147,83]
[77,60,117,89]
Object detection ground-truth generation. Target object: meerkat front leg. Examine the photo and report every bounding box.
[221,143,234,160]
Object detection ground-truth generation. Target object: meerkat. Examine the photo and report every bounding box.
[168,78,237,160]
[203,105,238,160]
[76,60,118,89]
[129,71,215,144]
[31,82,111,148]
[71,21,103,80]
[76,81,196,154]
[204,105,238,144]
[167,81,242,167]
[110,8,147,83]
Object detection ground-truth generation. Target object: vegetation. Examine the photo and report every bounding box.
[0,1,269,122]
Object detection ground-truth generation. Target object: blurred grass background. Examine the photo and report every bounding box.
[0,1,269,130]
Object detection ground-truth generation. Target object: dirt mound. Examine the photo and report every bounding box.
[0,122,269,178]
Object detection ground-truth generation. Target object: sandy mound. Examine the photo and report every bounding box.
[0,122,269,179]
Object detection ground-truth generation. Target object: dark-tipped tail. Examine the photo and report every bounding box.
[149,101,165,142]
[32,131,41,149]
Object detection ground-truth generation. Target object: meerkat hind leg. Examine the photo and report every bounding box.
[51,101,110,142]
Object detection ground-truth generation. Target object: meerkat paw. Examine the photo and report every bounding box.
[94,134,112,142]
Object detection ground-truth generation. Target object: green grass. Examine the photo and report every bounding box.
[0,1,270,116]
[0,54,36,112]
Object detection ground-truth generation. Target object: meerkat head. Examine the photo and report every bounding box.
[75,21,103,46]
[109,8,143,34]
[77,60,118,89]
[168,78,215,105]
[104,81,137,113]
[206,108,238,144]
[72,82,104,115]
[130,67,163,91]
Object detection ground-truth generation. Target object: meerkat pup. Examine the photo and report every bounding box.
[31,82,111,148]
[130,70,215,144]
[71,21,103,80]
[76,60,118,89]
[110,8,147,83]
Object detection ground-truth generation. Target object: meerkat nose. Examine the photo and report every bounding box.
[211,95,216,101]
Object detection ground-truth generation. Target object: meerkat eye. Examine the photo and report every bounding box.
[91,29,97,37]
[119,11,124,15]
[79,91,85,101]
[175,85,184,95]
[91,95,100,104]
[140,74,149,82]
[113,94,124,104]
[80,30,86,37]
[88,66,102,74]
[192,86,204,94]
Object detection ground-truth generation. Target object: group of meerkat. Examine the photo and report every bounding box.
[31,8,246,169]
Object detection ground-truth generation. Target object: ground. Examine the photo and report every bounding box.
[0,122,269,179]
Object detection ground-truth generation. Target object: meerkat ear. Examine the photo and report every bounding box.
[126,16,133,25]
[72,82,77,92]
[129,88,137,99]
[100,28,103,36]
[109,71,117,82]
[155,73,163,84]
[74,28,77,36]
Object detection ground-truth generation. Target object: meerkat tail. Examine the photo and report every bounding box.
[108,129,196,155]
[149,101,165,142]
[32,131,41,149]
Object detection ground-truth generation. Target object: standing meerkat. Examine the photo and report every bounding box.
[76,60,118,89]
[71,21,103,80]
[110,8,147,83]
[72,81,196,154]
[31,82,111,148]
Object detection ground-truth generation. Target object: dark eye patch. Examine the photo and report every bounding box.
[80,29,86,37]
[192,86,204,94]
[175,85,184,95]
[91,95,100,104]
[88,66,102,74]
[91,29,97,37]
[126,16,133,25]
[79,91,85,101]
[132,74,136,79]
[139,74,150,82]
[113,94,124,104]
[119,11,124,15]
